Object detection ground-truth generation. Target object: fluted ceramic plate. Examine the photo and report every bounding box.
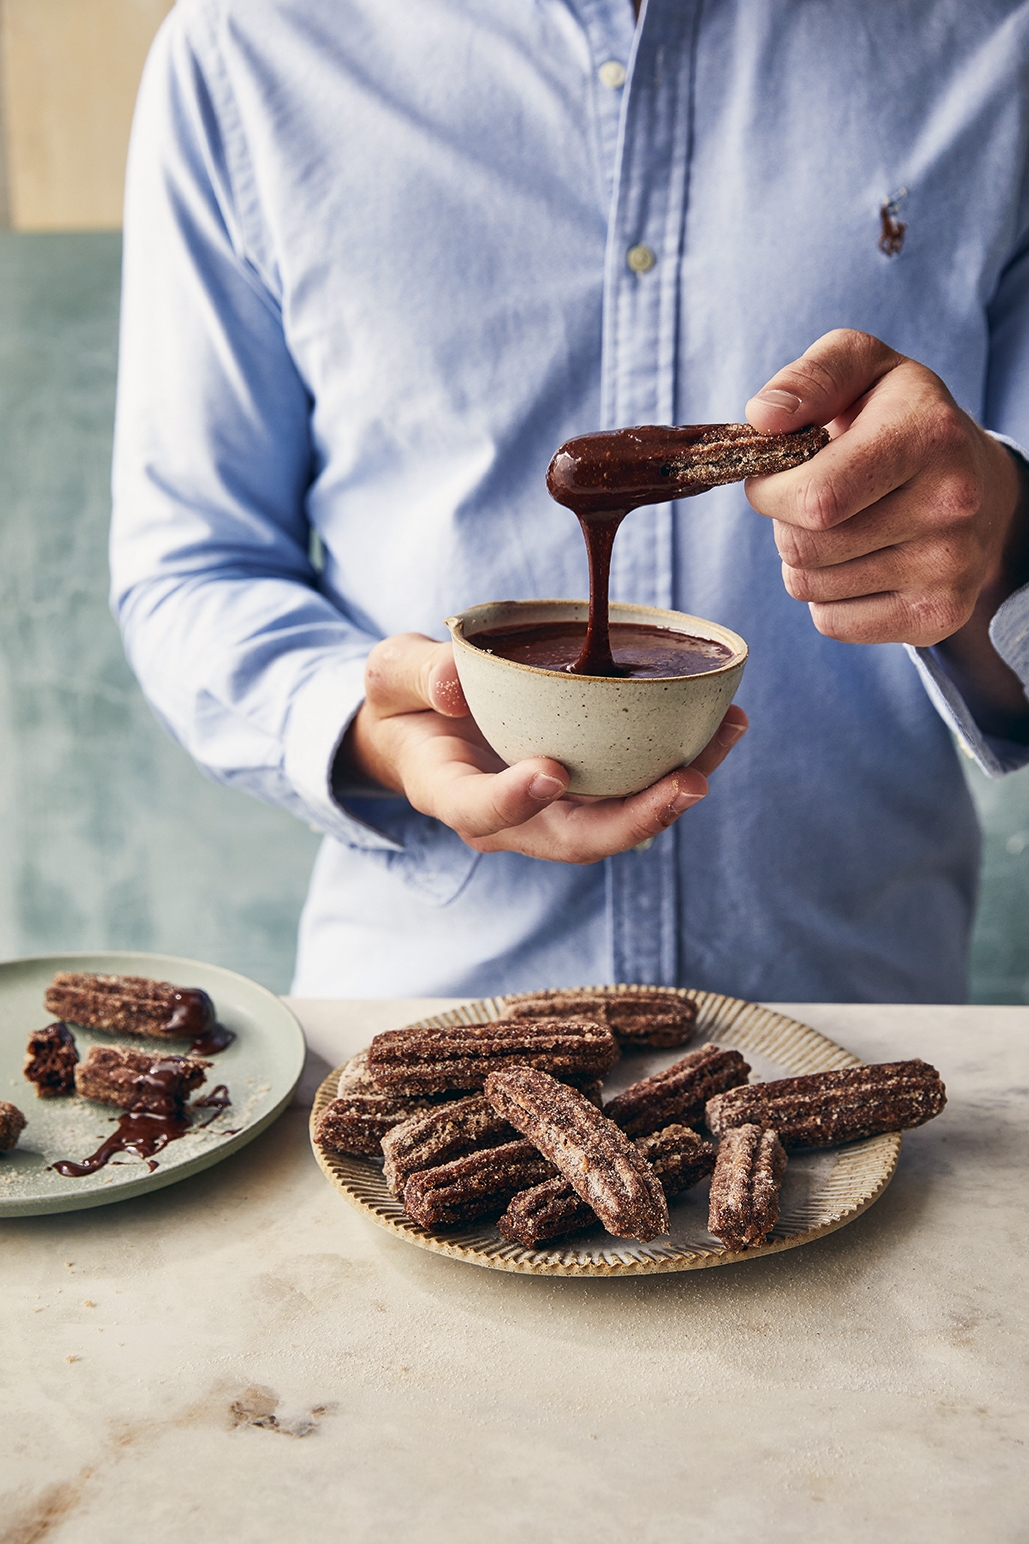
[310,987,900,1276]
[0,951,305,1216]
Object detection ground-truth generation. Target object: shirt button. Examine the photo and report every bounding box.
[627,244,656,273]
[598,60,627,89]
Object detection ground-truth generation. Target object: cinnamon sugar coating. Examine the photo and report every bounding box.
[704,1059,946,1149]
[315,1089,436,1158]
[45,971,215,1040]
[484,1066,668,1242]
[24,1022,79,1097]
[0,1100,27,1151]
[381,1095,517,1195]
[336,1051,378,1096]
[497,1124,715,1247]
[402,1139,555,1230]
[638,1124,717,1197]
[368,1018,618,1095]
[74,1046,209,1112]
[502,988,697,1049]
[666,422,830,489]
[603,1043,751,1136]
[707,1125,787,1251]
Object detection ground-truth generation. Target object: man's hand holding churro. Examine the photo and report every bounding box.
[745,329,1029,737]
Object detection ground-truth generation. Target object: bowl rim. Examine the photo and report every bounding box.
[445,598,748,683]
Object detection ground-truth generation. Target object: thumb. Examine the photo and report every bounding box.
[364,633,470,719]
[745,328,903,434]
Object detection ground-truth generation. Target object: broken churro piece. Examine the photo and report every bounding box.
[707,1125,787,1251]
[74,1046,209,1113]
[0,1101,27,1151]
[24,1023,79,1097]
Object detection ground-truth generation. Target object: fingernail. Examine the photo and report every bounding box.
[528,774,565,801]
[663,789,704,822]
[716,720,748,749]
[755,389,802,412]
[431,676,466,715]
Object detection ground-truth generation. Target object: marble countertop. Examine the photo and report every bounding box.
[3,1000,1026,1543]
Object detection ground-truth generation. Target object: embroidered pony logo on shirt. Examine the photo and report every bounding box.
[879,188,907,257]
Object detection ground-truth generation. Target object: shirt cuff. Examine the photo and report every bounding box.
[907,431,1029,776]
[906,643,1029,775]
[282,654,403,850]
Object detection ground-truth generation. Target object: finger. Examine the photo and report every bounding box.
[745,363,955,532]
[364,633,468,718]
[781,537,974,609]
[686,705,749,778]
[806,588,972,648]
[471,767,712,863]
[745,328,903,434]
[404,744,574,839]
[770,487,921,571]
[426,646,470,718]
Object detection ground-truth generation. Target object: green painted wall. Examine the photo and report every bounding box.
[0,233,319,994]
[1,231,1027,1000]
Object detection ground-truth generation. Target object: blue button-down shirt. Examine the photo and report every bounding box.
[111,0,1029,1002]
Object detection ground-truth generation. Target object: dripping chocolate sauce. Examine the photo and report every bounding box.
[545,425,722,676]
[52,1067,235,1179]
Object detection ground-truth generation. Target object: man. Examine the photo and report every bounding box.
[111,0,1029,1000]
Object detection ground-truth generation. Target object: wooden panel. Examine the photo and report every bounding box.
[0,0,173,231]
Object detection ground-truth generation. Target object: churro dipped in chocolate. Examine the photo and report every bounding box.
[603,1043,751,1137]
[45,971,216,1040]
[497,1124,715,1247]
[484,1066,668,1241]
[402,1139,556,1230]
[547,421,825,674]
[74,1046,209,1113]
[707,1125,787,1251]
[0,1100,27,1151]
[368,1018,618,1096]
[704,1059,946,1149]
[24,1023,78,1097]
[547,423,829,517]
[502,988,697,1049]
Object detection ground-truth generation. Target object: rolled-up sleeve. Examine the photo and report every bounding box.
[110,10,393,847]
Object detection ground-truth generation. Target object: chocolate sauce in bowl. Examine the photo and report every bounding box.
[468,620,732,678]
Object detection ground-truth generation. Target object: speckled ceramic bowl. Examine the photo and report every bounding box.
[445,599,747,797]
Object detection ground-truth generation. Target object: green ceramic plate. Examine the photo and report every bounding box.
[0,951,304,1216]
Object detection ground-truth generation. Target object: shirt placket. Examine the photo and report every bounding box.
[598,0,701,986]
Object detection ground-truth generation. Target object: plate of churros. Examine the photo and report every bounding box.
[0,951,305,1216]
[309,985,946,1277]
